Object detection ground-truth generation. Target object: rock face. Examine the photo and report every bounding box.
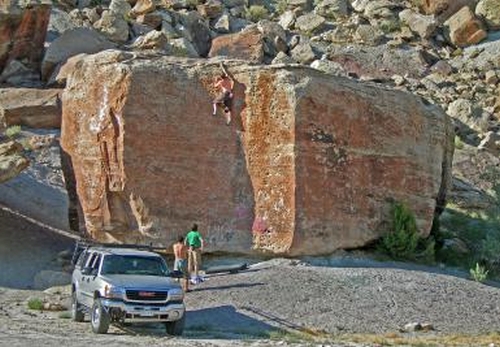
[0,0,51,74]
[61,51,454,256]
[444,6,487,47]
[0,88,62,128]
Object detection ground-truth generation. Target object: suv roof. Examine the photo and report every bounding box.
[88,247,164,257]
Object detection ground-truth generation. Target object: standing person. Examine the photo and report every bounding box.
[172,236,189,292]
[212,64,234,126]
[185,223,204,284]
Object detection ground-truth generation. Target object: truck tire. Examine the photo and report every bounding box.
[90,298,110,334]
[71,291,85,322]
[165,314,185,336]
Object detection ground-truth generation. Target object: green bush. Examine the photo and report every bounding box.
[454,135,465,150]
[4,125,21,139]
[470,262,488,282]
[378,202,434,262]
[275,0,288,14]
[27,298,44,310]
[245,5,269,22]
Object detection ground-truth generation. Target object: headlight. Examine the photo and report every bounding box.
[104,284,125,299]
[168,288,184,301]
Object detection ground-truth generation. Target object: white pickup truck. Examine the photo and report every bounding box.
[71,243,185,335]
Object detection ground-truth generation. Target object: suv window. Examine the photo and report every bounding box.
[76,250,89,268]
[83,252,102,274]
[101,255,168,276]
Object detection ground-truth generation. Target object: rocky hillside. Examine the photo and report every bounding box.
[0,0,499,257]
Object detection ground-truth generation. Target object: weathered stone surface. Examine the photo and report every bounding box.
[93,10,130,43]
[399,9,438,39]
[178,11,212,57]
[0,129,70,231]
[444,6,487,47]
[41,27,116,81]
[131,0,158,16]
[197,0,223,19]
[209,26,264,62]
[0,0,51,74]
[60,50,454,256]
[314,0,349,19]
[295,13,326,33]
[0,140,29,184]
[0,88,62,128]
[476,0,500,30]
[289,39,316,63]
[416,0,478,22]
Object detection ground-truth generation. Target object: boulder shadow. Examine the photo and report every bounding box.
[185,304,278,339]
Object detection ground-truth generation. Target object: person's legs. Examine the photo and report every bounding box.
[187,249,194,277]
[192,249,200,277]
[223,97,232,125]
[181,260,189,292]
[212,103,217,116]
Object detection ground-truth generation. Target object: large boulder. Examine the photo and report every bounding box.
[0,130,70,231]
[41,28,116,82]
[209,26,265,62]
[0,0,51,74]
[0,88,62,128]
[60,50,454,256]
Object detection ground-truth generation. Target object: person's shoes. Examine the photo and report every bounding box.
[212,113,216,117]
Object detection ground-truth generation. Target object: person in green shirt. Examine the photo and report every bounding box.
[185,223,204,283]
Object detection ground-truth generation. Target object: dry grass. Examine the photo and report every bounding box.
[335,332,500,346]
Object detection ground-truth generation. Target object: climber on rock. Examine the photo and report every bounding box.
[212,63,234,126]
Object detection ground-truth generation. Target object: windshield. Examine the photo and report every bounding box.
[101,255,169,276]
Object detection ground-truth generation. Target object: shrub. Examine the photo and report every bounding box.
[378,202,434,262]
[276,0,288,14]
[378,202,419,259]
[245,5,269,22]
[378,19,401,34]
[454,135,465,150]
[4,125,21,139]
[470,262,488,282]
[27,298,44,310]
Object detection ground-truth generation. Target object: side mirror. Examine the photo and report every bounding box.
[169,270,183,279]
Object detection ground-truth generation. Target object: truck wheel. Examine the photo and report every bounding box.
[71,291,85,322]
[90,298,110,334]
[165,314,185,336]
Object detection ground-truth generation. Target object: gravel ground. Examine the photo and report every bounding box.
[2,209,500,347]
[2,259,500,347]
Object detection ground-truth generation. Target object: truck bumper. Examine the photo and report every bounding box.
[101,299,185,323]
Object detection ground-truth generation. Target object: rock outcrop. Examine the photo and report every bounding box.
[61,51,454,256]
[0,0,51,75]
[0,88,62,128]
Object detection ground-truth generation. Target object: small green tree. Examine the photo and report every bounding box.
[470,262,489,282]
[378,202,434,262]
